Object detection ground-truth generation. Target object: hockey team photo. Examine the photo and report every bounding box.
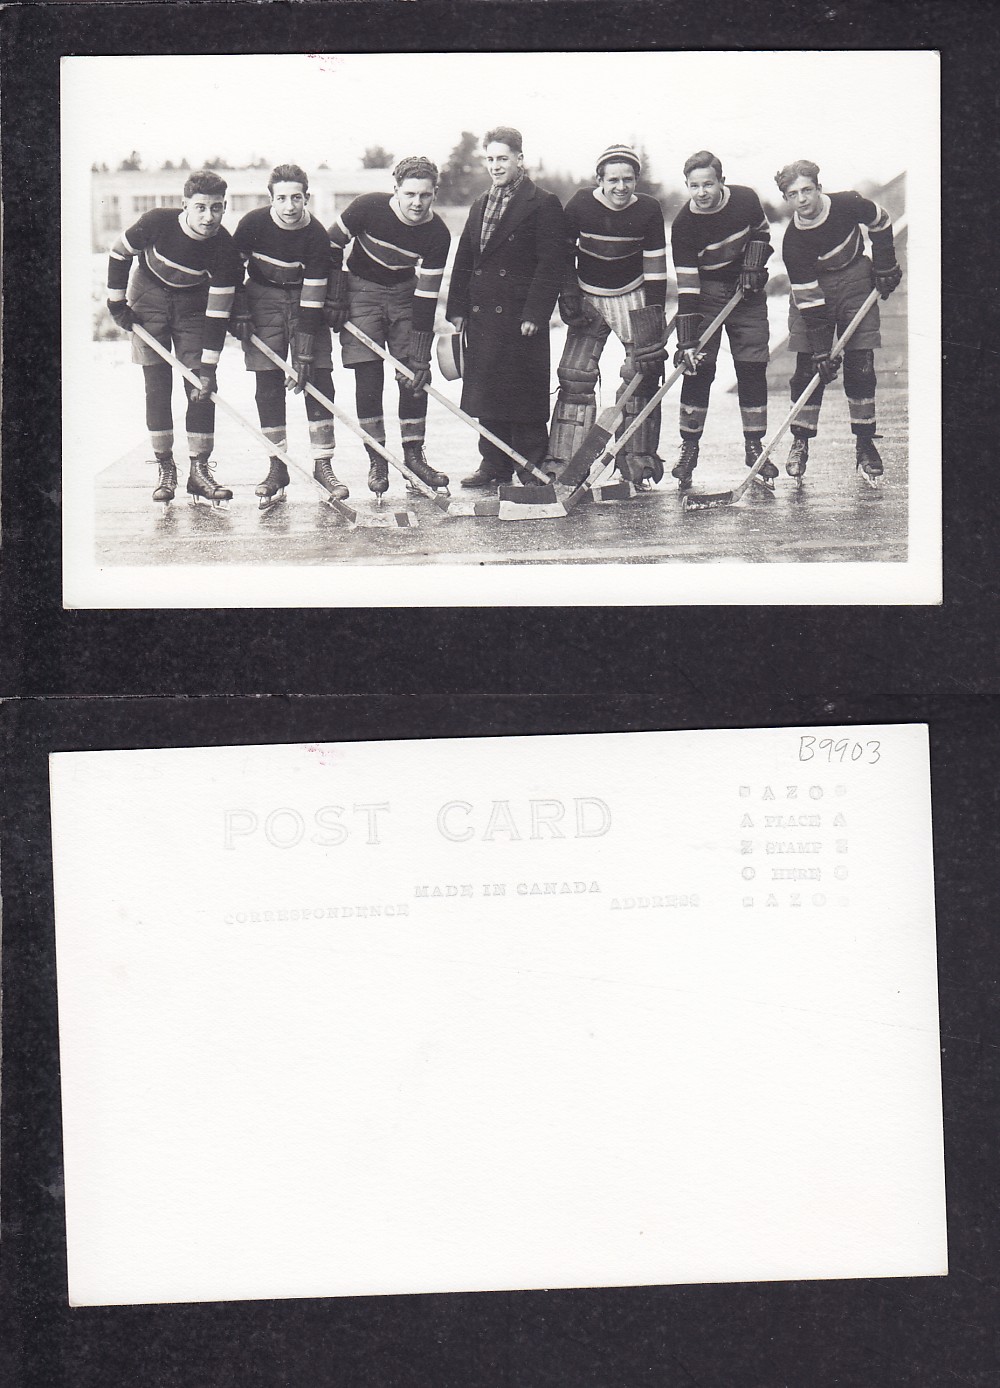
[61,50,941,607]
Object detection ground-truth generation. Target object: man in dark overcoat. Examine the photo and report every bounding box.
[446,126,566,488]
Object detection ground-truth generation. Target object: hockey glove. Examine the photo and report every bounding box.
[875,263,902,300]
[558,294,593,330]
[738,238,770,298]
[322,269,350,331]
[630,303,668,378]
[228,297,254,342]
[404,330,434,395]
[107,298,135,332]
[811,351,842,385]
[289,333,315,394]
[673,313,704,375]
[190,364,217,403]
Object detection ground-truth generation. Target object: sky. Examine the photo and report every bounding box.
[65,51,936,195]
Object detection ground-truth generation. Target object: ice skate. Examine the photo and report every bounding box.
[671,438,699,491]
[366,445,389,504]
[256,456,289,509]
[786,435,809,481]
[151,453,177,505]
[313,457,349,504]
[186,456,232,508]
[745,436,777,489]
[856,436,884,487]
[402,442,449,495]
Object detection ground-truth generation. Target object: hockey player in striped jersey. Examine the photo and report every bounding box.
[231,164,347,505]
[547,143,668,486]
[105,170,241,505]
[325,157,452,497]
[775,160,902,483]
[669,151,774,489]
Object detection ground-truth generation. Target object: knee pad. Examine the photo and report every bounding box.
[734,359,768,407]
[557,363,599,403]
[790,354,815,398]
[548,399,596,463]
[843,348,876,397]
[352,360,384,419]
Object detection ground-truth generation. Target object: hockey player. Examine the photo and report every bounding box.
[669,151,774,489]
[231,163,347,506]
[548,143,668,488]
[324,156,451,498]
[775,160,902,484]
[106,169,241,505]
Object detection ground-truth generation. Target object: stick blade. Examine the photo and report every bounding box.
[443,497,501,517]
[496,482,560,505]
[682,489,735,512]
[497,499,568,521]
[592,480,637,504]
[553,423,613,486]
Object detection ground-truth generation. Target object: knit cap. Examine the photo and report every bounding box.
[596,143,641,176]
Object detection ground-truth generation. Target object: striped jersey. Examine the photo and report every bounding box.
[563,188,667,305]
[232,207,330,335]
[782,191,894,326]
[107,208,241,364]
[671,185,771,315]
[328,193,451,333]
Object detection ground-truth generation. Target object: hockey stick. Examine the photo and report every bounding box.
[560,289,744,513]
[682,287,880,511]
[552,312,677,487]
[249,333,443,514]
[132,323,414,529]
[343,320,559,500]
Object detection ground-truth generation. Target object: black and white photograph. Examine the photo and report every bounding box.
[63,49,940,606]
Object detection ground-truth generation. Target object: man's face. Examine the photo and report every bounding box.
[485,142,523,188]
[395,176,436,223]
[270,181,308,225]
[599,161,637,207]
[784,175,823,218]
[685,167,725,212]
[182,192,226,238]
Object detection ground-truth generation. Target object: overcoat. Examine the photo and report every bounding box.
[446,177,566,422]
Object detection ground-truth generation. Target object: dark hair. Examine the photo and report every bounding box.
[484,126,523,154]
[392,155,439,187]
[775,159,821,195]
[682,150,723,182]
[183,169,228,199]
[268,163,309,195]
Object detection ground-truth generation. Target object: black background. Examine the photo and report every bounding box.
[2,3,998,1385]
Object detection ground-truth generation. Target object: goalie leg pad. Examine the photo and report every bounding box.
[617,380,661,459]
[549,399,597,462]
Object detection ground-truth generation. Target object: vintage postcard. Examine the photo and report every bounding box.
[61,50,940,607]
[50,726,946,1306]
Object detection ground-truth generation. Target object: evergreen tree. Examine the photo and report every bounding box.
[438,131,485,204]
[362,145,394,170]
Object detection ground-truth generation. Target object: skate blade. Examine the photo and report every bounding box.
[188,494,230,510]
[861,474,882,489]
[257,490,286,510]
[751,475,776,493]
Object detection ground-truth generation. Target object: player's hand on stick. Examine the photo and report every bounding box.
[190,364,216,403]
[521,321,538,337]
[673,313,703,375]
[289,333,315,394]
[404,330,434,394]
[812,351,841,385]
[322,269,350,331]
[673,346,702,376]
[875,263,902,300]
[107,299,135,332]
[228,310,254,343]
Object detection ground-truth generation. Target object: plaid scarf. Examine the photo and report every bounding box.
[480,170,524,252]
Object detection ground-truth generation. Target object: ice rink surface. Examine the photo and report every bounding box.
[88,301,908,569]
